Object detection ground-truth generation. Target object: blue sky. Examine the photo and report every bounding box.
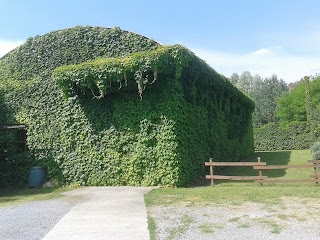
[1,0,320,83]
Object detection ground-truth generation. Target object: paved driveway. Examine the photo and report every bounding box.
[0,198,75,240]
[43,187,153,240]
[1,187,154,240]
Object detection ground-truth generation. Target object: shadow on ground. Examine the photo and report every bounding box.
[200,151,292,186]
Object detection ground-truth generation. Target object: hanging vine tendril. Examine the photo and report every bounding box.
[53,45,192,99]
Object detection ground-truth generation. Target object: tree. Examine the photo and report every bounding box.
[238,71,254,96]
[229,73,239,86]
[229,71,288,127]
[229,71,254,96]
[276,75,320,123]
[312,76,320,120]
[251,74,288,127]
[305,76,313,121]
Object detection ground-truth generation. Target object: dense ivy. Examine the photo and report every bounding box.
[0,26,254,186]
[0,26,160,186]
[0,26,159,81]
[173,57,255,181]
[0,128,31,187]
[0,79,33,187]
[53,45,186,98]
[254,121,320,151]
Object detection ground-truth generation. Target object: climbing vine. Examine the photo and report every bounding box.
[0,26,254,187]
[0,26,159,81]
[53,45,189,98]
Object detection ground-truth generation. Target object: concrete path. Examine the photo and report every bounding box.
[42,186,154,240]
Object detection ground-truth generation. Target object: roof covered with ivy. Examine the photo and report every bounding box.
[0,26,160,81]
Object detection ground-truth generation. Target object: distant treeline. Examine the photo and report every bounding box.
[229,72,320,150]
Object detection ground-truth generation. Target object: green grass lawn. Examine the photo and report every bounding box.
[145,150,320,206]
[146,150,320,239]
[216,150,313,179]
[0,187,73,207]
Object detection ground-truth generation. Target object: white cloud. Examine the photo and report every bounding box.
[189,46,320,83]
[0,39,24,58]
[251,48,273,56]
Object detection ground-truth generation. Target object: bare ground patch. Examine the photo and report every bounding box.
[149,197,320,240]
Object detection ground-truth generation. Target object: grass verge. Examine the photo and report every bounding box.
[145,150,320,206]
[145,183,320,206]
[147,211,156,240]
[0,186,73,207]
[145,150,320,238]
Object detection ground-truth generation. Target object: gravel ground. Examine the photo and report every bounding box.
[149,197,320,240]
[0,197,76,240]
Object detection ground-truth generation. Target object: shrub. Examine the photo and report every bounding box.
[311,142,320,160]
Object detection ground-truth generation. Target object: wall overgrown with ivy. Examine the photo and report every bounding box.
[0,26,254,186]
[0,80,32,187]
[254,121,320,151]
[0,128,30,187]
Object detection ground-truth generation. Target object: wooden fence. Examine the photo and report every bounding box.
[205,158,320,186]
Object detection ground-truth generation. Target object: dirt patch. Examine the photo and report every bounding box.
[149,197,320,239]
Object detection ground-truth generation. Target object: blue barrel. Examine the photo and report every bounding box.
[28,166,47,187]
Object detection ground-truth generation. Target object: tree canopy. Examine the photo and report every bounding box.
[276,75,320,123]
[229,71,288,127]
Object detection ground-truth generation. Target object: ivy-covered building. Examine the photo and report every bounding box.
[0,26,254,186]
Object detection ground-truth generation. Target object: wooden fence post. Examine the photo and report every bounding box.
[313,156,319,186]
[257,157,263,185]
[209,158,214,186]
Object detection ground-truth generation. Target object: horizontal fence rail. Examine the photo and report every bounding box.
[254,165,317,169]
[205,161,266,166]
[205,157,320,186]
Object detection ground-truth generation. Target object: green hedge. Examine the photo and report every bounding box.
[254,121,320,151]
[0,26,254,186]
